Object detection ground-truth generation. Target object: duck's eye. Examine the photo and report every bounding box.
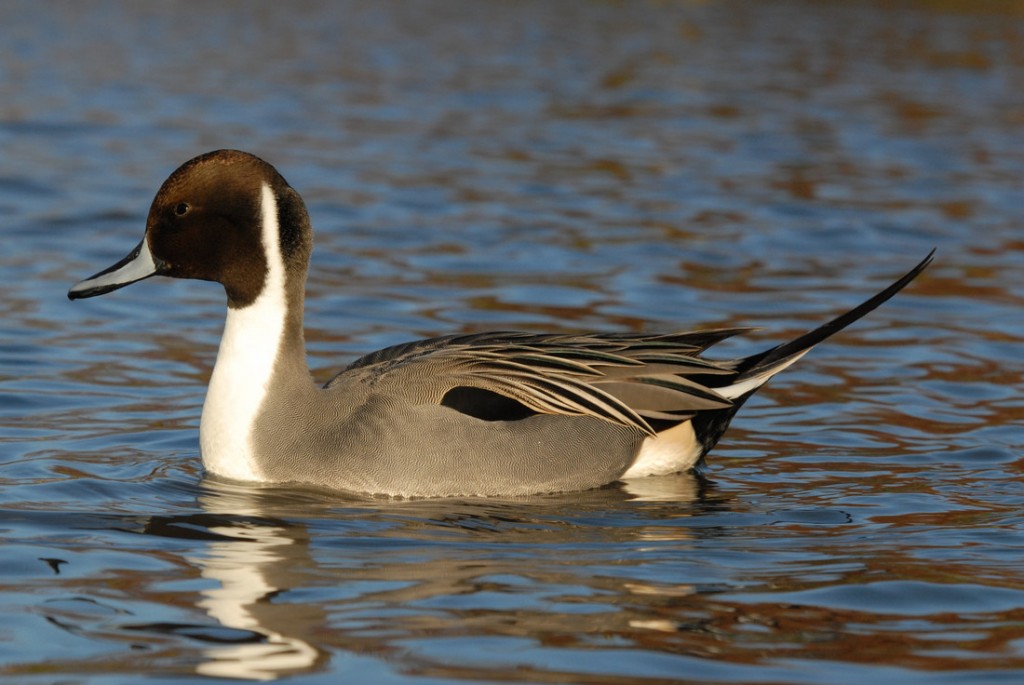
[174,202,190,217]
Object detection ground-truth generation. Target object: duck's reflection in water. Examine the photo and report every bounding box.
[140,471,715,680]
[141,483,330,681]
[189,518,322,680]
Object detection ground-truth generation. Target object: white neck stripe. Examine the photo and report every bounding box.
[259,183,286,303]
[199,182,288,483]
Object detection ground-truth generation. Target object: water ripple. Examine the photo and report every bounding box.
[2,1,1023,683]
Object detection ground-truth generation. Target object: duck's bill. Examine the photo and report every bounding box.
[68,238,162,300]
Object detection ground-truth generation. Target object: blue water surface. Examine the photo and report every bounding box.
[1,2,1023,683]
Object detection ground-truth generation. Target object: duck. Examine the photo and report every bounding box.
[68,150,933,497]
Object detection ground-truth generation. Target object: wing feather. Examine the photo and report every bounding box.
[332,329,747,435]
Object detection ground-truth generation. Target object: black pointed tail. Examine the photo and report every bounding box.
[735,249,934,380]
[690,250,934,462]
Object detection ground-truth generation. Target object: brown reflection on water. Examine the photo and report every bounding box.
[626,601,1024,672]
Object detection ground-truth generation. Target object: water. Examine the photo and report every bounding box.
[1,1,1023,682]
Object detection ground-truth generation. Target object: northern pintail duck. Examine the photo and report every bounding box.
[69,150,933,497]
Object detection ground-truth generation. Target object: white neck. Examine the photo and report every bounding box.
[200,183,287,482]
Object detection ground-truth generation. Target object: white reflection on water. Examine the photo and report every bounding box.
[191,518,320,681]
